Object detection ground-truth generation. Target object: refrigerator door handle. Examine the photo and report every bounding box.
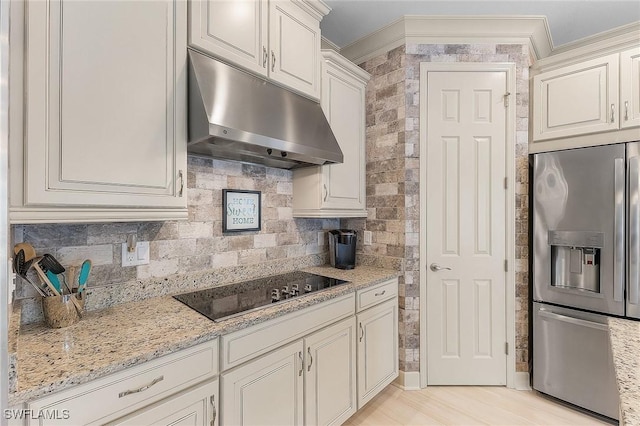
[614,158,625,303]
[538,309,608,332]
[629,156,640,305]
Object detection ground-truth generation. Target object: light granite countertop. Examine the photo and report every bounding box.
[9,265,398,406]
[608,317,640,426]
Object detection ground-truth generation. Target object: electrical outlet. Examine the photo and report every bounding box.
[122,241,150,267]
[363,230,372,246]
[317,231,325,246]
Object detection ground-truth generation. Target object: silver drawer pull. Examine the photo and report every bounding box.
[374,290,386,296]
[118,376,164,398]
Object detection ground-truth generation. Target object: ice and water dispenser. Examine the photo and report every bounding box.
[549,231,603,293]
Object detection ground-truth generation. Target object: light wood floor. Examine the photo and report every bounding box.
[344,385,612,426]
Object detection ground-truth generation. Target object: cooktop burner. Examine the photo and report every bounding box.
[173,271,349,322]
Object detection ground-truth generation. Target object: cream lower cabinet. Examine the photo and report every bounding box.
[26,341,218,426]
[188,0,326,100]
[293,51,370,218]
[355,280,399,409]
[220,317,357,426]
[10,0,188,223]
[109,379,218,426]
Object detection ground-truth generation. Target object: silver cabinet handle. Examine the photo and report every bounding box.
[323,184,328,202]
[614,158,625,302]
[118,376,164,398]
[625,101,629,121]
[178,170,184,197]
[630,156,640,305]
[538,309,608,332]
[298,351,303,376]
[263,46,267,68]
[611,103,616,123]
[430,263,451,272]
[307,347,313,372]
[374,290,386,297]
[210,395,217,426]
[359,323,364,342]
[271,50,276,72]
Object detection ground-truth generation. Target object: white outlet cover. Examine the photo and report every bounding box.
[318,231,325,246]
[364,230,373,246]
[122,241,150,267]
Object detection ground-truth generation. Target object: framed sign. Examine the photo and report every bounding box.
[223,189,262,232]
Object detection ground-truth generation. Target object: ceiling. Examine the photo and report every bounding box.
[320,1,640,49]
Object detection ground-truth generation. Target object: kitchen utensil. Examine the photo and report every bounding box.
[45,270,62,294]
[13,243,36,261]
[77,260,92,294]
[39,253,65,274]
[31,262,60,297]
[13,250,46,297]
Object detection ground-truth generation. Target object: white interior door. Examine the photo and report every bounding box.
[425,70,508,385]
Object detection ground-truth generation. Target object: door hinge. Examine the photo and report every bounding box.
[504,259,508,272]
[505,342,509,355]
[504,92,511,107]
[504,177,508,190]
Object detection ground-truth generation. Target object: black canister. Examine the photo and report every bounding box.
[328,229,357,269]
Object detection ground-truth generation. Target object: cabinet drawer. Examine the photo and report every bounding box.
[28,340,218,425]
[221,293,355,371]
[356,279,398,312]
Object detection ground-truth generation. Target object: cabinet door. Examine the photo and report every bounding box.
[109,379,218,426]
[188,0,268,77]
[268,0,320,99]
[532,54,619,141]
[356,299,398,409]
[23,0,186,208]
[621,47,640,129]
[321,59,367,214]
[220,341,304,426]
[304,317,357,426]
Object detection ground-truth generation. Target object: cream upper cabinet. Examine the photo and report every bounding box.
[530,37,640,153]
[188,0,268,77]
[10,0,188,223]
[188,0,326,100]
[532,54,620,142]
[621,47,640,129]
[293,51,370,218]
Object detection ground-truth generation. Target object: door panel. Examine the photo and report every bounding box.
[621,47,640,129]
[426,70,507,385]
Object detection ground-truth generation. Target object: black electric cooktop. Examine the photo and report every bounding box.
[173,271,349,322]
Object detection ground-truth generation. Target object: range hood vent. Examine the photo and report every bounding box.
[188,49,343,169]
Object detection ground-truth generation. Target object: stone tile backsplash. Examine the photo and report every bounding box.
[14,156,339,323]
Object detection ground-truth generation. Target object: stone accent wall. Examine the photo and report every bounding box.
[346,43,531,374]
[14,156,338,322]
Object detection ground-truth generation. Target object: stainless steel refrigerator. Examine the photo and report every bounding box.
[532,143,640,420]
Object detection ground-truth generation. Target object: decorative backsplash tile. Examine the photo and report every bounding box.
[14,156,339,323]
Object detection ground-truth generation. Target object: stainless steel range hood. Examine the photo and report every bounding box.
[188,49,343,169]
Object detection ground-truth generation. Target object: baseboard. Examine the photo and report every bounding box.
[514,372,531,390]
[393,371,421,390]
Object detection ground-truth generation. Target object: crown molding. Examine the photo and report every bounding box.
[321,35,340,52]
[532,21,640,72]
[339,15,553,65]
[321,49,371,83]
[297,0,331,20]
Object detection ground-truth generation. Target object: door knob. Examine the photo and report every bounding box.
[430,263,452,272]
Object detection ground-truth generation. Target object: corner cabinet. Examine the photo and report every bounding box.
[530,41,640,153]
[9,0,188,224]
[293,51,370,218]
[188,0,326,100]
